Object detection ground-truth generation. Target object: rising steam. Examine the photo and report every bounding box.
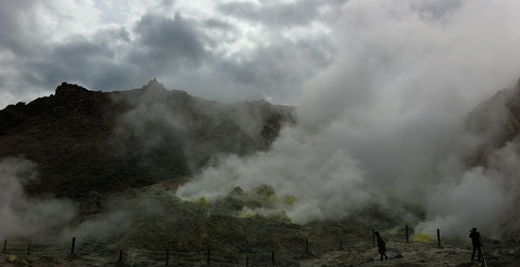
[0,157,76,241]
[177,0,520,238]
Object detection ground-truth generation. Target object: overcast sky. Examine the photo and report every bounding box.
[1,0,519,110]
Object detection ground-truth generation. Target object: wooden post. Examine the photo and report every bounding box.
[207,246,210,265]
[437,229,441,247]
[27,245,31,255]
[271,251,274,265]
[372,229,376,247]
[339,239,343,250]
[405,225,409,243]
[305,239,309,254]
[165,248,169,267]
[245,256,249,267]
[3,240,6,254]
[71,237,76,254]
[119,250,123,262]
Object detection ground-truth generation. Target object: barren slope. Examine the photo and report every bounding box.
[0,80,295,199]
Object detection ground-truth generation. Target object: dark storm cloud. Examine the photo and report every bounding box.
[161,0,176,8]
[92,26,131,46]
[11,12,211,93]
[22,28,139,92]
[410,0,463,21]
[0,1,54,107]
[0,0,469,109]
[130,14,208,71]
[216,39,333,85]
[0,1,40,55]
[218,0,347,27]
[0,1,340,108]
[203,18,235,30]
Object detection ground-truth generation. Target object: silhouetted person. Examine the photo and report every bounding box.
[469,227,482,261]
[375,231,388,261]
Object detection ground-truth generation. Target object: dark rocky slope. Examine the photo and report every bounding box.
[465,79,520,167]
[0,80,295,199]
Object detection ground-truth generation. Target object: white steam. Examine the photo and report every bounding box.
[0,157,76,241]
[177,0,520,237]
[177,126,371,223]
[420,142,520,238]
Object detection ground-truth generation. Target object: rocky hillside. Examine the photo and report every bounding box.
[0,80,295,199]
[465,80,520,167]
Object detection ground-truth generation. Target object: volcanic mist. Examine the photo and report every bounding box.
[3,0,520,243]
[177,0,520,239]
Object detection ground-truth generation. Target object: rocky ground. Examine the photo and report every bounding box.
[2,239,518,267]
[299,236,520,267]
[2,183,519,267]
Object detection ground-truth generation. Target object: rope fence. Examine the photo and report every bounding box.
[1,225,451,266]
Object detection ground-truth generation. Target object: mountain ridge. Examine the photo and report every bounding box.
[0,80,295,199]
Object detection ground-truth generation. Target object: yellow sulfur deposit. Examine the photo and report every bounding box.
[411,232,435,242]
[389,226,402,235]
[283,195,298,205]
[239,212,253,218]
[250,184,276,204]
[198,197,209,204]
[8,255,16,263]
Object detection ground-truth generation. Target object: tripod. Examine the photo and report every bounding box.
[479,236,488,267]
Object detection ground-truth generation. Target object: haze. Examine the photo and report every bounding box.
[2,0,520,239]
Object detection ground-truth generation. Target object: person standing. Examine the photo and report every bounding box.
[469,227,482,261]
[375,231,389,261]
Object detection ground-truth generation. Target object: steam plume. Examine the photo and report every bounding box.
[0,157,76,241]
[177,0,520,237]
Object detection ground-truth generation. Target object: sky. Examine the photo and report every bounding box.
[0,0,344,108]
[3,0,520,239]
[1,0,518,110]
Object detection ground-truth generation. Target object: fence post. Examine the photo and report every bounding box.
[67,237,77,259]
[207,246,210,265]
[245,256,249,267]
[339,239,343,250]
[305,239,309,254]
[165,248,169,267]
[71,237,76,254]
[437,229,441,247]
[3,240,6,254]
[27,245,31,255]
[405,225,409,243]
[372,229,376,247]
[114,249,124,267]
[271,251,274,265]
